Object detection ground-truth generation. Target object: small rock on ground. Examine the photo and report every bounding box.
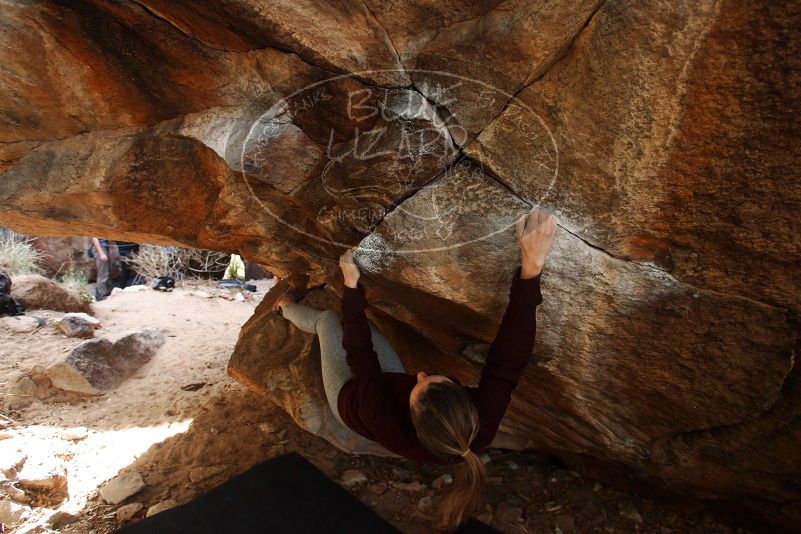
[544,501,562,513]
[54,312,101,338]
[619,501,643,523]
[123,285,148,293]
[147,499,178,517]
[367,482,387,495]
[2,484,29,504]
[1,315,41,333]
[188,465,228,483]
[16,460,68,504]
[4,375,37,409]
[495,501,524,525]
[389,480,426,492]
[48,510,79,528]
[0,498,29,525]
[555,513,576,532]
[431,474,452,489]
[116,502,144,522]
[46,361,99,396]
[417,496,433,512]
[340,469,367,488]
[60,427,89,441]
[100,473,146,504]
[48,328,166,394]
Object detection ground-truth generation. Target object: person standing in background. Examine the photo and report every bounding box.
[91,238,120,300]
[115,241,141,287]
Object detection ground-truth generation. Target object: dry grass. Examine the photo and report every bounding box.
[127,245,230,281]
[0,231,43,276]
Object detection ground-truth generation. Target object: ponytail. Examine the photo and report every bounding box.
[410,381,485,531]
[438,448,485,530]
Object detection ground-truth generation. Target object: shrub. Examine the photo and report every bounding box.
[0,231,43,276]
[57,262,94,303]
[126,245,230,282]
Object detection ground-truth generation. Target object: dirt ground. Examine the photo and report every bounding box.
[1,281,753,533]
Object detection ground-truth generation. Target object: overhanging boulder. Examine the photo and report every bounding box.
[0,0,799,529]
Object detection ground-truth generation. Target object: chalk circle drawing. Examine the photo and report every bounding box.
[239,69,558,255]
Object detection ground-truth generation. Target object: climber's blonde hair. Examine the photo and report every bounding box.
[410,381,485,530]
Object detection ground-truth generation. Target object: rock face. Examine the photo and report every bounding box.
[0,0,799,530]
[228,285,396,456]
[27,236,96,280]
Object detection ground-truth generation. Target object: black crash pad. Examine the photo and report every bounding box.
[115,453,397,534]
[115,452,497,534]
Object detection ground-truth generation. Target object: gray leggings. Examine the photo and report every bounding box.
[281,302,406,425]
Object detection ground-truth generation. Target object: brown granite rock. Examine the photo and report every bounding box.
[227,285,395,456]
[410,0,607,143]
[10,275,91,313]
[27,237,95,280]
[464,0,801,315]
[47,328,166,394]
[356,162,800,527]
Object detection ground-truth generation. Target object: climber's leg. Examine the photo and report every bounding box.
[279,302,324,334]
[312,309,354,425]
[283,305,406,425]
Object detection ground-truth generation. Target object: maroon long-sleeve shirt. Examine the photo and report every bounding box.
[336,267,543,464]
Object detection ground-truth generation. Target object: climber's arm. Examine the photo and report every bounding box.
[92,238,108,261]
[340,249,382,378]
[474,208,556,444]
[339,248,407,426]
[474,268,542,442]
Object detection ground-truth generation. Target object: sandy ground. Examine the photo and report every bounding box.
[1,281,752,533]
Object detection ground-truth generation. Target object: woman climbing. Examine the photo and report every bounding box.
[274,206,557,531]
